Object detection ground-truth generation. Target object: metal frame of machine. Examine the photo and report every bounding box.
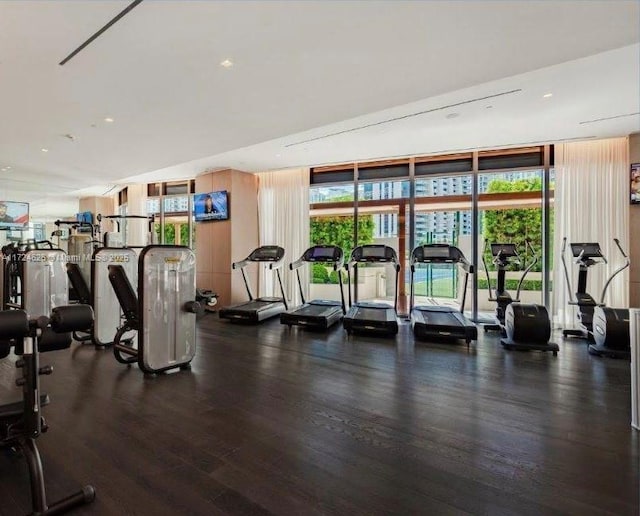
[280,244,346,330]
[561,238,630,358]
[342,244,400,336]
[219,245,289,324]
[108,245,200,375]
[482,240,558,355]
[409,244,478,346]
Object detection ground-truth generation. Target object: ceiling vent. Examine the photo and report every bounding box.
[285,89,522,147]
[579,112,640,125]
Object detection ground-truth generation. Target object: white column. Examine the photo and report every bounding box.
[125,184,148,247]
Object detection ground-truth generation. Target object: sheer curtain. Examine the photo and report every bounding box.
[552,137,629,327]
[257,168,310,306]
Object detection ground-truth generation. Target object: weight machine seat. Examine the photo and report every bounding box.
[107,265,140,330]
[66,263,92,305]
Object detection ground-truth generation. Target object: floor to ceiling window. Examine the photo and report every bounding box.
[413,171,474,317]
[477,169,543,321]
[356,168,410,311]
[309,171,356,304]
[308,146,553,322]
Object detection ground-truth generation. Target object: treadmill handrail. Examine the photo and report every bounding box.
[289,245,346,312]
[289,258,305,271]
[347,245,399,313]
[410,244,473,315]
[231,249,288,306]
[232,258,251,270]
[275,268,288,311]
[599,238,630,304]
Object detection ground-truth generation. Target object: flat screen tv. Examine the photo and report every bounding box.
[76,211,93,224]
[631,163,640,204]
[194,191,229,222]
[0,201,29,230]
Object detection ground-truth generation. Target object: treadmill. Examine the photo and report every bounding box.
[219,245,288,324]
[410,244,478,346]
[342,245,400,336]
[280,245,346,330]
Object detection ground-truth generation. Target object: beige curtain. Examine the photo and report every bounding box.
[553,137,630,327]
[257,168,310,306]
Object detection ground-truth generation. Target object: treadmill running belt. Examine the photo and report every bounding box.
[417,309,465,326]
[412,306,477,343]
[353,307,389,321]
[235,300,279,312]
[294,304,341,316]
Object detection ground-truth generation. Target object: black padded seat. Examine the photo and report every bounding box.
[107,265,140,330]
[66,263,92,305]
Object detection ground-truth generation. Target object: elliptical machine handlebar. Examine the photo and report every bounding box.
[481,240,494,301]
[514,240,538,301]
[560,237,576,304]
[599,238,630,305]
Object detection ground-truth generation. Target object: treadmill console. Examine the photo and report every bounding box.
[352,245,397,263]
[249,246,285,262]
[304,245,343,263]
[570,242,602,259]
[412,244,468,264]
[490,243,518,258]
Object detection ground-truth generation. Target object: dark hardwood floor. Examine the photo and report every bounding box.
[1,315,638,516]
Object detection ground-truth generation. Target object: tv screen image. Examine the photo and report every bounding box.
[76,211,93,224]
[0,201,29,229]
[631,163,640,204]
[194,191,229,221]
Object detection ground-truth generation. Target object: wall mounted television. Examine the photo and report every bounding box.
[0,201,29,230]
[631,163,640,205]
[76,211,93,224]
[194,191,229,221]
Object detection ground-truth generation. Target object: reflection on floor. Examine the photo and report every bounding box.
[0,315,637,515]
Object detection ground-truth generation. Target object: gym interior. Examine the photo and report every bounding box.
[0,1,639,515]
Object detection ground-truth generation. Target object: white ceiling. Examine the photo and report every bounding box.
[0,1,638,218]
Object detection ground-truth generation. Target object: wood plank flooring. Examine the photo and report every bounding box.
[0,316,638,515]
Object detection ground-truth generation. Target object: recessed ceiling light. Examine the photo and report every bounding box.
[104,117,114,123]
[41,148,49,152]
[4,166,10,170]
[446,112,460,119]
[220,59,233,68]
[543,93,553,98]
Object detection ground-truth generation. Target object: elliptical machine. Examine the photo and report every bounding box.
[561,238,630,359]
[482,240,558,355]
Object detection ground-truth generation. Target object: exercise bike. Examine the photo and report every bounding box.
[482,240,558,355]
[561,238,630,359]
